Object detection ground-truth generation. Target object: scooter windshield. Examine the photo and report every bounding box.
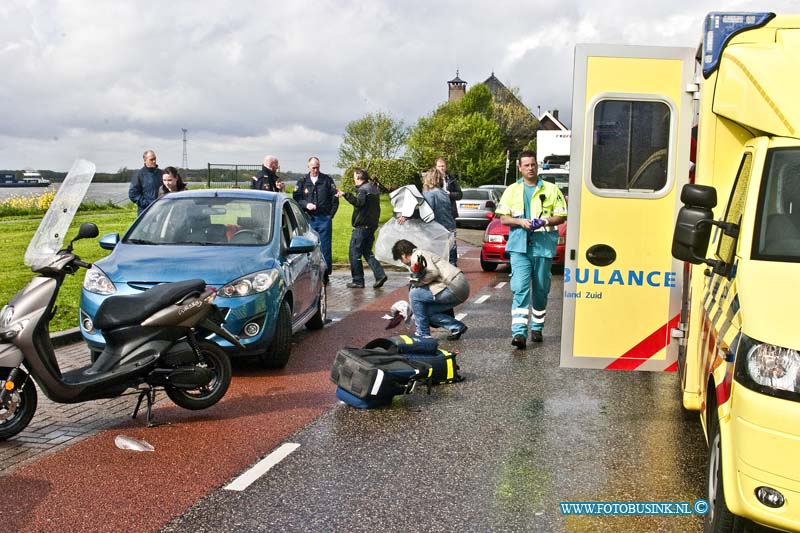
[24,159,96,269]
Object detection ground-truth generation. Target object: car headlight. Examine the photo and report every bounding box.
[484,234,504,243]
[83,265,116,295]
[746,343,800,393]
[735,334,800,400]
[219,269,280,297]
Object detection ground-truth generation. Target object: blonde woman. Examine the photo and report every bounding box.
[422,168,457,265]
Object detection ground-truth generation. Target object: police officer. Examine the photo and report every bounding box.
[251,155,285,192]
[293,156,339,280]
[496,150,567,349]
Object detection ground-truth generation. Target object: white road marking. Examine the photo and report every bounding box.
[474,294,491,304]
[456,313,467,321]
[495,282,507,289]
[224,443,300,491]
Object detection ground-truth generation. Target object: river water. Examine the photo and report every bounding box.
[0,181,279,206]
[0,183,132,205]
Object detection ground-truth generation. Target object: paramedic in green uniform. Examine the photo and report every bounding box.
[496,150,567,350]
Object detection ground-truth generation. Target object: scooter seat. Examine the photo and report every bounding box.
[94,279,206,330]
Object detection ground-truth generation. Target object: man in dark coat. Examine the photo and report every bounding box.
[128,150,162,214]
[251,155,285,192]
[293,156,339,279]
[336,168,387,289]
[435,157,463,265]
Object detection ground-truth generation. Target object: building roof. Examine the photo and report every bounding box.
[538,111,569,131]
[448,70,466,85]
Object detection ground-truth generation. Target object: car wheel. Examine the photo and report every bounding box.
[705,399,742,533]
[480,257,498,272]
[259,300,292,369]
[306,282,326,331]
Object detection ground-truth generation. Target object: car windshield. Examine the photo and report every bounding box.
[462,190,492,200]
[124,196,274,246]
[753,147,800,262]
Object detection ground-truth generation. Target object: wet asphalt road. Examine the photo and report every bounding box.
[161,245,709,532]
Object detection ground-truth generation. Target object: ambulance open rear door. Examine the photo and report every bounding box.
[560,44,695,371]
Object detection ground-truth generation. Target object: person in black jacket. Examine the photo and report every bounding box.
[435,157,463,265]
[129,150,162,214]
[251,155,285,192]
[293,156,339,278]
[336,168,388,289]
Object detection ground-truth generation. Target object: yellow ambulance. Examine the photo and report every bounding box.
[561,12,800,532]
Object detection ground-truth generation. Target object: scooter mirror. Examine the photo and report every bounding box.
[75,222,99,241]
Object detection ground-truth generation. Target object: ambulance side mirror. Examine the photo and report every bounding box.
[672,185,717,265]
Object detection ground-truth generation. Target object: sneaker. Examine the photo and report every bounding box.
[346,282,365,288]
[531,330,543,343]
[512,334,527,350]
[373,275,388,289]
[447,325,468,341]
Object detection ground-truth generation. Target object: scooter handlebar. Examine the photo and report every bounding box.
[73,259,92,269]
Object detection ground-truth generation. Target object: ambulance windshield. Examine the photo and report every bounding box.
[753,148,800,261]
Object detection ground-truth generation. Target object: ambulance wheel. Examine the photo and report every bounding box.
[260,300,291,369]
[705,402,742,532]
[480,258,497,272]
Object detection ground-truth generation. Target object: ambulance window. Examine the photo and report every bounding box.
[753,148,800,262]
[590,100,670,192]
[717,153,753,264]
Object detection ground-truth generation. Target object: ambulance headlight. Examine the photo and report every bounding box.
[735,334,800,399]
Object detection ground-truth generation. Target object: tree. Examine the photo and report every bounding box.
[337,112,407,169]
[493,97,539,158]
[406,84,505,185]
[341,158,419,193]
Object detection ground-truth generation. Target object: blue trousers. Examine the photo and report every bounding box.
[409,286,465,337]
[309,215,333,276]
[349,226,385,285]
[509,250,553,337]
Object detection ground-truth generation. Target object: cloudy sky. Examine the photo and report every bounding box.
[2,1,797,173]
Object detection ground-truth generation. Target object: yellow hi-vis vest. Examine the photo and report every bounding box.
[496,178,567,256]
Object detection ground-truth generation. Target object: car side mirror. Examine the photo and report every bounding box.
[672,184,737,277]
[99,233,120,250]
[288,235,315,254]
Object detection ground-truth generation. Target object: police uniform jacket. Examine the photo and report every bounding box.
[293,172,339,217]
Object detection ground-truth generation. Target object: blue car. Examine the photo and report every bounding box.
[80,189,327,368]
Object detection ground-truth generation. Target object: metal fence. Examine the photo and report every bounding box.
[206,164,262,188]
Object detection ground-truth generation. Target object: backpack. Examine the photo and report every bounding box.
[330,347,432,409]
[363,336,464,384]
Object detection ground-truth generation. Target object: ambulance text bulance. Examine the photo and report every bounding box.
[563,268,677,288]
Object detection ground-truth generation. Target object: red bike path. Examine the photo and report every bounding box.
[1,254,493,532]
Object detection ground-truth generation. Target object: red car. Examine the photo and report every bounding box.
[480,214,566,272]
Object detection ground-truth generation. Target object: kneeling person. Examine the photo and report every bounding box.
[391,239,469,340]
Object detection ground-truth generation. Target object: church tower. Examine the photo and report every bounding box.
[448,70,467,101]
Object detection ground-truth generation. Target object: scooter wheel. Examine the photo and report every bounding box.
[165,341,232,410]
[0,368,38,441]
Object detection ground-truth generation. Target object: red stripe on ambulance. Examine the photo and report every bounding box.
[604,314,681,371]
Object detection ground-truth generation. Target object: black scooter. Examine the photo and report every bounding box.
[0,222,242,439]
